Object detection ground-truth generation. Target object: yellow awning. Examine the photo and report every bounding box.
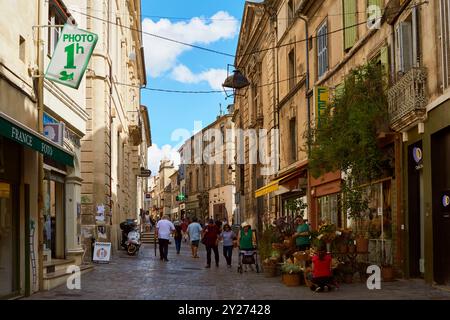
[254,171,299,198]
[255,178,283,198]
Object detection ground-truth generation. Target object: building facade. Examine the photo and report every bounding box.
[234,0,450,284]
[0,0,91,296]
[80,0,149,254]
[179,113,236,224]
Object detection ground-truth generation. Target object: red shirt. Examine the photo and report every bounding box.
[312,254,332,278]
[181,222,188,232]
[203,224,219,246]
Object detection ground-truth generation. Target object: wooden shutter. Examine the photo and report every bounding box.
[380,45,389,80]
[343,0,357,50]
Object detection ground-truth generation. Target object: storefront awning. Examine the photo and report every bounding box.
[0,112,74,167]
[255,171,299,198]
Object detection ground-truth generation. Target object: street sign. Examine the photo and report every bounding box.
[139,167,152,177]
[45,24,98,89]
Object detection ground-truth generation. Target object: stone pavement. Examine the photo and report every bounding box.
[25,240,450,300]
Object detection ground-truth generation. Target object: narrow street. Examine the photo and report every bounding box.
[25,241,450,300]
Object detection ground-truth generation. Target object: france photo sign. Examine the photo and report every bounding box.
[45,23,98,89]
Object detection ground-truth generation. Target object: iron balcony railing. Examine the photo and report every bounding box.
[388,67,427,131]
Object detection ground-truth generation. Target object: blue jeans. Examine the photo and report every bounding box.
[223,245,233,266]
[175,238,182,253]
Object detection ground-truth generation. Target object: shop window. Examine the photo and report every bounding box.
[349,181,393,266]
[318,193,341,227]
[283,195,308,221]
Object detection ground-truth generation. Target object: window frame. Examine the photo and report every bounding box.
[317,20,329,79]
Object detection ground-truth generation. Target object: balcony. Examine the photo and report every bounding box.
[387,67,427,132]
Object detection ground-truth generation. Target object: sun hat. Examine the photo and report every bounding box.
[241,221,250,228]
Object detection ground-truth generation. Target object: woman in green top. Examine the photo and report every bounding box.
[294,216,310,251]
[237,221,256,250]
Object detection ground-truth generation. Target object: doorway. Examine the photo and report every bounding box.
[408,141,424,278]
[43,175,65,260]
[431,126,450,285]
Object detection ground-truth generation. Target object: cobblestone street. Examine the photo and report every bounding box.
[25,241,450,300]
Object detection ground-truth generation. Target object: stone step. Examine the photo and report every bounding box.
[43,264,94,291]
[43,259,76,275]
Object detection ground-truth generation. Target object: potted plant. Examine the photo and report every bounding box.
[259,225,281,277]
[281,260,302,286]
[317,222,337,252]
[336,262,354,284]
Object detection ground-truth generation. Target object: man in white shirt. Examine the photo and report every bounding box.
[156,215,175,261]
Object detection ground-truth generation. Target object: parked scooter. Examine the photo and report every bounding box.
[120,220,141,255]
[126,228,141,256]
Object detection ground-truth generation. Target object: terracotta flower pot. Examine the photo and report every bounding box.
[343,273,353,284]
[282,273,301,286]
[382,266,395,282]
[356,237,369,253]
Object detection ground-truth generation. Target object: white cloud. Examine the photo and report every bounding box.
[142,11,238,78]
[171,64,228,90]
[147,144,180,176]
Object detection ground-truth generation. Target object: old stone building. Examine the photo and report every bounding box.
[233,1,279,234]
[179,113,236,224]
[80,0,150,254]
[234,0,450,284]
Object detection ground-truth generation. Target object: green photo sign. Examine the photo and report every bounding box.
[45,24,98,89]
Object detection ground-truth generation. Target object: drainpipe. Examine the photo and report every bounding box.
[37,0,45,292]
[298,15,311,157]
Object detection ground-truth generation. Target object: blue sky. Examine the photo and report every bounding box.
[141,0,246,174]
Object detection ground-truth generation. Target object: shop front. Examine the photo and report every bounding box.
[309,171,341,229]
[0,112,74,297]
[0,137,21,299]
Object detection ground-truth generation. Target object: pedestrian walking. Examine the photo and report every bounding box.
[155,215,175,261]
[174,221,183,254]
[202,219,220,268]
[181,219,188,242]
[237,221,256,271]
[187,217,202,258]
[219,224,236,268]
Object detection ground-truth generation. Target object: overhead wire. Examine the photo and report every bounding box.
[65,1,426,94]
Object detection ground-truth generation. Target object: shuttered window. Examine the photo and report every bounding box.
[343,0,357,50]
[317,21,328,78]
